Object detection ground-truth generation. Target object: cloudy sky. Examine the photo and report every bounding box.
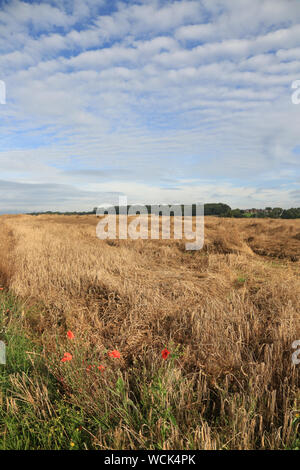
[0,0,300,212]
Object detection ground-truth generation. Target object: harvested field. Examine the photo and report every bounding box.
[0,214,299,449]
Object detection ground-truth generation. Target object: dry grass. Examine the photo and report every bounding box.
[0,214,299,449]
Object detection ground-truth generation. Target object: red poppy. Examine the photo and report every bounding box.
[61,352,72,362]
[67,330,75,339]
[108,350,121,358]
[161,348,170,360]
[98,365,105,372]
[0,287,3,291]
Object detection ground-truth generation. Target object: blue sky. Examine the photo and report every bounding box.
[0,0,300,212]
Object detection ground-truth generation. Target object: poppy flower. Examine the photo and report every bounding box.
[161,348,170,360]
[98,365,105,372]
[108,350,121,358]
[61,352,72,362]
[67,330,75,340]
[0,287,3,291]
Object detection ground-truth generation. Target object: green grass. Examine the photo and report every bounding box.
[0,293,187,450]
[0,291,96,450]
[0,296,200,450]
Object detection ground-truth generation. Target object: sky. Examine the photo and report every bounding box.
[0,0,300,212]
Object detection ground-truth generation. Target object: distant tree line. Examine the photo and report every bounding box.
[226,206,300,219]
[27,204,300,219]
[27,210,97,216]
[204,204,300,219]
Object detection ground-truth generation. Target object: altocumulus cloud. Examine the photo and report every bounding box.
[0,0,300,212]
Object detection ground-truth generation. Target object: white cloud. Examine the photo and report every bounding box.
[0,0,300,211]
